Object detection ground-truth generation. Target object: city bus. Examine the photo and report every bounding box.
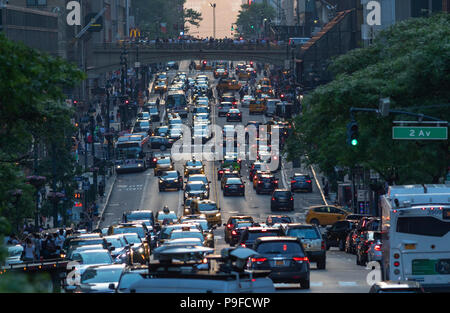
[114,137,147,173]
[380,184,450,292]
[165,90,188,118]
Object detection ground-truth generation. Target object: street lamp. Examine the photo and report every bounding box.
[8,189,23,233]
[209,3,216,39]
[47,191,65,228]
[26,175,46,232]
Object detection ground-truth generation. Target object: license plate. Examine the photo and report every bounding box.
[275,260,284,266]
[404,244,416,250]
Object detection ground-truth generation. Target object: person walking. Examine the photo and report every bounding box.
[22,238,37,262]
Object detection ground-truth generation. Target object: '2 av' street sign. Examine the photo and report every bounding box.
[392,126,448,140]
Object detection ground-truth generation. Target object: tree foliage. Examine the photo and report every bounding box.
[235,1,275,39]
[133,0,202,38]
[0,33,85,233]
[287,13,450,186]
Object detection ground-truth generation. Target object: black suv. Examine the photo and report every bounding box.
[271,189,294,211]
[158,170,183,191]
[255,174,279,194]
[237,226,285,249]
[249,236,310,289]
[324,220,357,251]
[290,173,313,192]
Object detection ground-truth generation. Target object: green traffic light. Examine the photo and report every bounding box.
[351,139,358,146]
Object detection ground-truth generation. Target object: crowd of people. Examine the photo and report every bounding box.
[4,228,72,262]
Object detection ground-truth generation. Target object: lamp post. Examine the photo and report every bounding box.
[210,3,216,39]
[88,106,98,199]
[26,175,46,232]
[8,189,23,233]
[47,191,65,228]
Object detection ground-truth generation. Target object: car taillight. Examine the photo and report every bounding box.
[374,245,381,251]
[241,243,246,248]
[219,170,224,174]
[227,224,233,229]
[321,240,326,250]
[231,230,237,235]
[291,180,296,184]
[240,185,244,188]
[306,180,312,183]
[258,181,262,184]
[274,180,278,184]
[271,197,275,201]
[293,257,309,263]
[251,257,267,263]
[225,185,229,188]
[290,197,294,201]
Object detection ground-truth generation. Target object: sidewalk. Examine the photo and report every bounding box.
[95,170,117,229]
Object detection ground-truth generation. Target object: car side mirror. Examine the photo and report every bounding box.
[108,283,115,290]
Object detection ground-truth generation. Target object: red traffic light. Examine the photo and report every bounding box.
[203,60,207,65]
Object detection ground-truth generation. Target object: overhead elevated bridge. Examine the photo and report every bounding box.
[89,42,293,74]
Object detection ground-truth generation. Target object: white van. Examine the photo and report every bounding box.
[128,246,275,293]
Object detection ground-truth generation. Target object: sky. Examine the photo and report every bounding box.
[184,0,246,39]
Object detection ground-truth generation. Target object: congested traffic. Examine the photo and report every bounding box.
[9,59,441,294]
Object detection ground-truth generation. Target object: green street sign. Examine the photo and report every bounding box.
[392,126,448,140]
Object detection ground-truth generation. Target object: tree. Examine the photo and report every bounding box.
[0,33,85,231]
[287,13,450,187]
[235,1,275,39]
[133,0,202,38]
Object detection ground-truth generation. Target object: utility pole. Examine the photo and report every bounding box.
[210,3,216,38]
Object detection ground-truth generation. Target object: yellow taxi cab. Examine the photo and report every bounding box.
[249,99,266,114]
[305,205,350,226]
[184,159,205,177]
[217,79,241,91]
[196,60,213,70]
[154,156,174,176]
[154,80,167,92]
[187,199,222,227]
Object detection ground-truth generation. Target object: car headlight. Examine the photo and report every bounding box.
[116,165,121,169]
[216,213,221,217]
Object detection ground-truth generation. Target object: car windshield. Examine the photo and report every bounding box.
[226,178,242,184]
[248,231,280,241]
[256,242,304,255]
[269,217,292,224]
[186,183,206,191]
[123,234,141,244]
[112,227,145,239]
[78,251,113,265]
[157,213,177,221]
[157,159,171,165]
[188,220,209,231]
[287,227,320,239]
[236,222,252,229]
[162,172,178,179]
[125,212,153,221]
[118,272,145,291]
[189,176,208,183]
[198,203,218,211]
[169,231,204,242]
[81,267,123,284]
[70,239,104,249]
[187,161,202,167]
[105,237,126,248]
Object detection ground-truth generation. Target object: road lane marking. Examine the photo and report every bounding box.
[338,281,358,287]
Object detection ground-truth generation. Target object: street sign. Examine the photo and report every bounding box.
[392,126,448,140]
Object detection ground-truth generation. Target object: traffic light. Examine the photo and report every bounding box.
[347,121,359,146]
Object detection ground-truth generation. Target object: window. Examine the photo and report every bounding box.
[27,0,47,6]
[256,242,304,255]
[397,217,450,237]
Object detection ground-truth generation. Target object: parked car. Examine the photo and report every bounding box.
[283,223,326,269]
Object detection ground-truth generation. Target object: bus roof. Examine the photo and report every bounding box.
[385,184,450,208]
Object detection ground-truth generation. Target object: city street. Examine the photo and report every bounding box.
[99,61,372,293]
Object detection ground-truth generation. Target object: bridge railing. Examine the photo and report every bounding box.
[94,41,288,52]
[1,258,68,273]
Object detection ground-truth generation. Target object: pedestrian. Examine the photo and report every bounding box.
[33,233,42,260]
[22,238,37,262]
[98,181,105,199]
[42,233,56,259]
